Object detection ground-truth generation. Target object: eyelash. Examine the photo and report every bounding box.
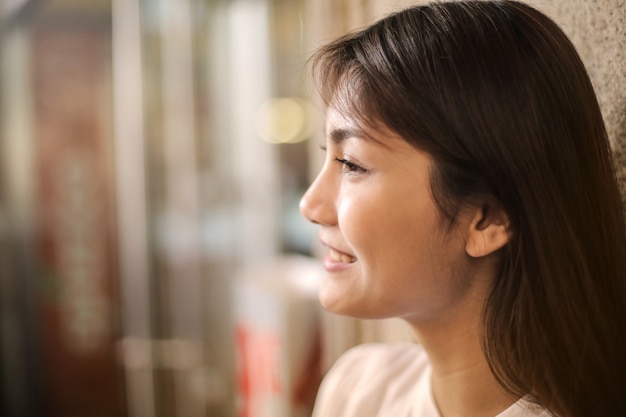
[332,156,365,173]
[320,145,367,174]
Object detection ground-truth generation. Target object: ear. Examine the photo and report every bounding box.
[465,204,512,258]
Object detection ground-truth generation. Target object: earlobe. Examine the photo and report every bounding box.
[465,205,512,258]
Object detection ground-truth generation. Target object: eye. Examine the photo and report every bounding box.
[332,156,366,174]
[320,145,368,175]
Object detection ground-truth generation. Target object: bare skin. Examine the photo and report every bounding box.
[407,266,516,417]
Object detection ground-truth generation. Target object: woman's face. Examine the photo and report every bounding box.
[300,107,488,324]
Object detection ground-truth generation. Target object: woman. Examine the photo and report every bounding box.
[299,1,626,416]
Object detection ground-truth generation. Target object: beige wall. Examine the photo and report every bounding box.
[306,0,626,368]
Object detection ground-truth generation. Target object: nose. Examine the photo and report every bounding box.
[299,168,336,227]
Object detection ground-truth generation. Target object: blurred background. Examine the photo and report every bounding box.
[0,0,623,417]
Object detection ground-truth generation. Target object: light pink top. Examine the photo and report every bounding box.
[312,343,547,417]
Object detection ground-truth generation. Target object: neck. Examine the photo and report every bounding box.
[407,297,517,417]
[429,347,515,417]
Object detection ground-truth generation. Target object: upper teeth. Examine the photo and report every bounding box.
[329,249,356,263]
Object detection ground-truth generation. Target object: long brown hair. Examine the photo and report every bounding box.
[310,1,626,416]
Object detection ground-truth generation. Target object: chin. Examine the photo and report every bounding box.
[318,294,385,320]
[318,277,387,318]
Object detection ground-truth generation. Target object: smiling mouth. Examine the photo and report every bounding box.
[329,248,357,264]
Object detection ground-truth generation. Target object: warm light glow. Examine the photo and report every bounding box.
[255,97,312,144]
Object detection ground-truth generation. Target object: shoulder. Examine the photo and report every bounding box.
[312,343,429,417]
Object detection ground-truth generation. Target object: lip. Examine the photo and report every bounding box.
[320,237,357,272]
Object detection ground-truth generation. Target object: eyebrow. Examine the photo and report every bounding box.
[328,126,395,151]
[328,127,365,144]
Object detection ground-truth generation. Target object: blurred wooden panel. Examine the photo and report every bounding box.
[31,22,125,417]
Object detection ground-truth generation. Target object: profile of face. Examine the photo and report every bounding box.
[299,106,510,325]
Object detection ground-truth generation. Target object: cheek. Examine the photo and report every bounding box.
[349,193,455,279]
[338,194,424,273]
[336,193,386,250]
